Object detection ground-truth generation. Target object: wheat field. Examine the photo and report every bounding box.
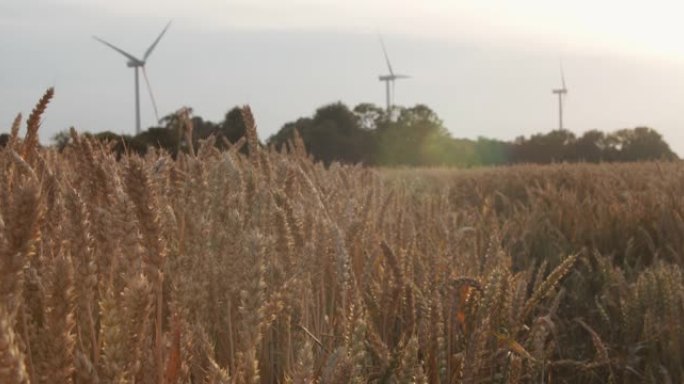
[1,89,683,383]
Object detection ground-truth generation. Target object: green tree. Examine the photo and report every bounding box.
[191,116,220,142]
[574,130,606,162]
[377,104,451,166]
[135,127,177,153]
[268,117,313,152]
[512,129,576,164]
[610,127,677,161]
[52,130,71,152]
[353,103,387,130]
[220,107,248,144]
[474,137,512,165]
[269,102,375,165]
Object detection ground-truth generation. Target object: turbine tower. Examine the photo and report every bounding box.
[551,66,568,130]
[94,21,171,135]
[378,37,410,113]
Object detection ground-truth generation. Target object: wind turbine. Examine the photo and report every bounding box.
[93,21,171,135]
[378,37,410,114]
[551,65,568,130]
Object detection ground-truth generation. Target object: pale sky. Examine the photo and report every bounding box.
[3,0,684,154]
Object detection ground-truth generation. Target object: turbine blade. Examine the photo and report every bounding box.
[379,35,395,76]
[142,66,161,123]
[93,36,142,64]
[560,63,567,91]
[144,21,172,61]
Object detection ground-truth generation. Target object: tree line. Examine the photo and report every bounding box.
[269,102,678,165]
[3,102,676,165]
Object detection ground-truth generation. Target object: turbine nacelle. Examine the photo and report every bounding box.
[378,75,392,81]
[552,65,568,130]
[379,74,410,81]
[378,36,410,113]
[93,21,171,134]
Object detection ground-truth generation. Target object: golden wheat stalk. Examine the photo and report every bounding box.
[22,87,54,164]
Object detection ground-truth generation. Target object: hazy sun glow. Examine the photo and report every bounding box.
[62,0,684,58]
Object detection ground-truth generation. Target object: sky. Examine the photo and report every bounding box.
[3,0,684,154]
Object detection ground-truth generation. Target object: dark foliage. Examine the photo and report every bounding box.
[269,102,678,166]
[47,102,677,166]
